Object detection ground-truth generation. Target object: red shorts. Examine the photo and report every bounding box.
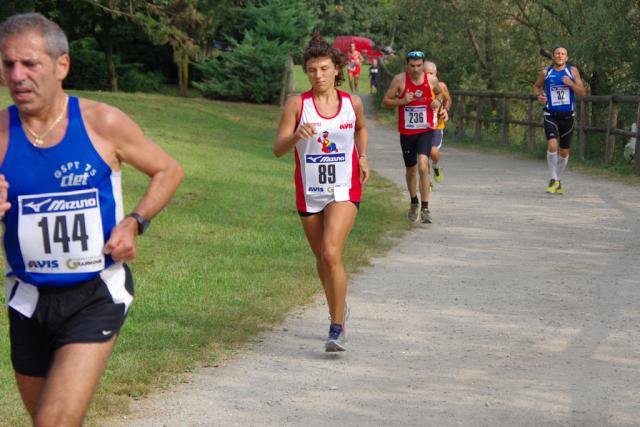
[348,64,361,77]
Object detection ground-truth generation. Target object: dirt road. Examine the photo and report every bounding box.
[105,101,640,427]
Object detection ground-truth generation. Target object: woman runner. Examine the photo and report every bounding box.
[274,33,369,352]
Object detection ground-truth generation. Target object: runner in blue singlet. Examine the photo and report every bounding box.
[533,45,586,195]
[0,13,183,425]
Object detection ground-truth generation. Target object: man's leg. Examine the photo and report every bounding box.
[405,164,417,200]
[15,374,45,420]
[29,338,117,427]
[546,138,560,193]
[418,154,430,204]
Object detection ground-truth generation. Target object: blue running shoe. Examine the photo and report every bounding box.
[325,323,346,352]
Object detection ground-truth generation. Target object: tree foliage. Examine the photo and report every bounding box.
[194,0,317,103]
[389,0,640,95]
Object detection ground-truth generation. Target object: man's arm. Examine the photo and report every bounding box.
[440,82,452,110]
[564,66,587,97]
[84,102,184,261]
[381,74,409,108]
[428,74,444,108]
[533,68,547,105]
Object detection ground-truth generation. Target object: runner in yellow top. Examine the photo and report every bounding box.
[425,61,451,184]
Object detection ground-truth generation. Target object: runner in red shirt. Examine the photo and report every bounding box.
[347,42,364,93]
[382,49,443,224]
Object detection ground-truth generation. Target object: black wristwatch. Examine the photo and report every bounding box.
[127,212,150,235]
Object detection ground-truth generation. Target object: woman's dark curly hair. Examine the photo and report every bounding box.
[302,32,347,87]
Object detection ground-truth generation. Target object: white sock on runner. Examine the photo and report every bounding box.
[557,155,569,180]
[547,151,558,180]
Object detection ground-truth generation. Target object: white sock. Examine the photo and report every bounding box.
[557,155,569,180]
[547,151,558,180]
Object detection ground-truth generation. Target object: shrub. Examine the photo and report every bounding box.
[117,63,164,93]
[194,32,288,104]
[66,37,109,90]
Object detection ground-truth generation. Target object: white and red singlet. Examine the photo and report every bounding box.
[293,90,362,213]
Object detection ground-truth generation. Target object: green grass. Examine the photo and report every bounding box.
[0,90,408,426]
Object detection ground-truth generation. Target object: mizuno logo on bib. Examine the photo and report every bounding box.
[18,189,105,274]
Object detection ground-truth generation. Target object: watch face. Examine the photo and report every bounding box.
[129,213,149,235]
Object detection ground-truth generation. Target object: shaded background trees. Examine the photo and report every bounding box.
[0,0,638,101]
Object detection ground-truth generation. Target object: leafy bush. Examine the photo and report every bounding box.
[194,32,288,104]
[194,0,316,103]
[117,63,164,93]
[66,37,109,90]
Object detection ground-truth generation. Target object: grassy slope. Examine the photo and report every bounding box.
[0,91,407,426]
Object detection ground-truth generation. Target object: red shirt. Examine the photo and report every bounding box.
[398,72,436,135]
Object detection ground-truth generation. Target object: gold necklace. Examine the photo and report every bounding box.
[21,96,69,146]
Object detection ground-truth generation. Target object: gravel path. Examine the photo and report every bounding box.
[104,98,640,427]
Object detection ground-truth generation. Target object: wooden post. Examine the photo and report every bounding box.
[474,97,482,141]
[279,56,295,106]
[579,98,587,160]
[456,95,466,139]
[502,96,510,145]
[527,96,535,152]
[635,102,640,175]
[605,97,618,164]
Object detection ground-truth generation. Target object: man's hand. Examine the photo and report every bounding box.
[0,175,11,219]
[103,217,138,262]
[537,93,547,105]
[402,91,415,105]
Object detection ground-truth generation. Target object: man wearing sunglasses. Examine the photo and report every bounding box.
[382,49,444,224]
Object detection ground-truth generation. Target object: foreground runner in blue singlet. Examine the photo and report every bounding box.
[0,13,183,425]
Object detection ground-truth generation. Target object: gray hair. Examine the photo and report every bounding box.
[0,13,69,58]
[424,61,437,74]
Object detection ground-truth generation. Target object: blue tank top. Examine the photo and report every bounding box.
[544,64,575,113]
[1,96,123,287]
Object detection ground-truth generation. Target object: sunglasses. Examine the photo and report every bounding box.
[406,50,425,59]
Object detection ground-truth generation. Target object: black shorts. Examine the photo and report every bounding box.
[400,131,434,167]
[544,111,575,149]
[8,265,134,377]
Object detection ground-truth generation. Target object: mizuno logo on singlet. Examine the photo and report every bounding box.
[23,198,52,213]
[306,153,346,163]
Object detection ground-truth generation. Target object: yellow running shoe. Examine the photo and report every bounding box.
[433,165,443,183]
[555,181,563,195]
[545,179,558,194]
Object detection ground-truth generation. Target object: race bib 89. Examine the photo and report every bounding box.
[304,153,348,195]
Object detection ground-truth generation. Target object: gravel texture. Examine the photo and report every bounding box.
[104,99,640,427]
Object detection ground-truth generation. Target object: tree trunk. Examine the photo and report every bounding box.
[104,27,118,92]
[175,48,189,97]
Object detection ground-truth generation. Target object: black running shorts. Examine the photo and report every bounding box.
[544,111,575,149]
[8,265,134,377]
[400,131,434,167]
